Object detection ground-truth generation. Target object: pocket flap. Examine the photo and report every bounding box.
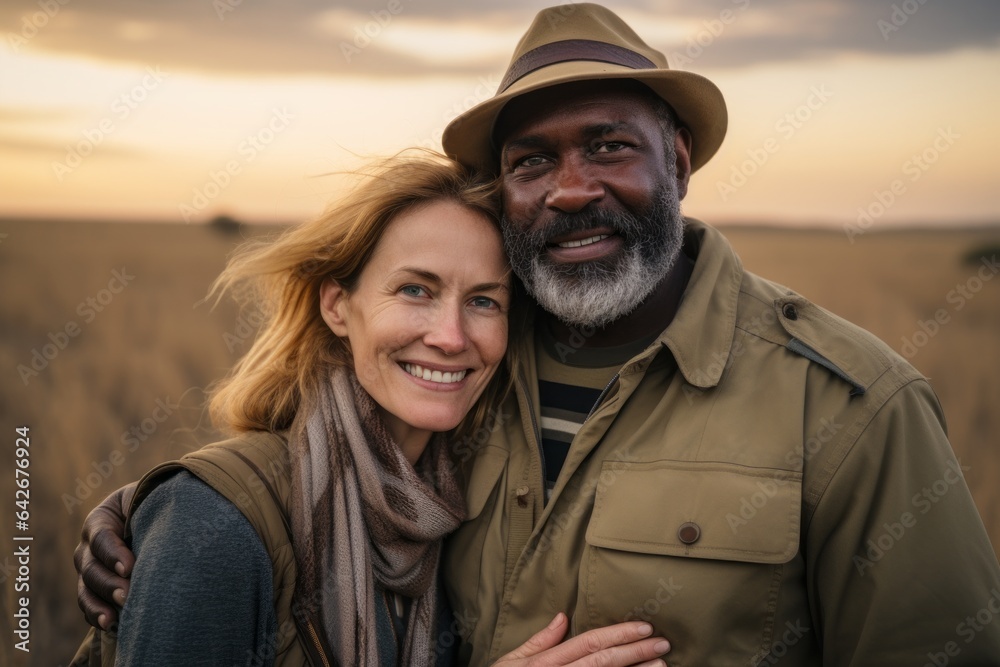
[586,460,801,564]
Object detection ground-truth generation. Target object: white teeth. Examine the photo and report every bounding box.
[557,234,609,248]
[403,363,467,384]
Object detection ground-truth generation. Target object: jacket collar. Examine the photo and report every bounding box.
[656,218,744,389]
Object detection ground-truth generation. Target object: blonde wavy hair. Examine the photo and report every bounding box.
[207,150,516,443]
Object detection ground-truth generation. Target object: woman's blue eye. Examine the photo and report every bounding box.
[400,285,426,297]
[471,296,499,309]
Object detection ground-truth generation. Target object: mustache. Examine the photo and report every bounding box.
[507,207,642,246]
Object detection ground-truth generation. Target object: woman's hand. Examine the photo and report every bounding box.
[73,483,137,630]
[493,613,670,666]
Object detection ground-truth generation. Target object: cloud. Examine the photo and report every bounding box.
[2,0,512,78]
[658,0,1000,68]
[2,0,998,78]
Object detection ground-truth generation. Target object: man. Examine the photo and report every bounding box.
[78,4,1000,665]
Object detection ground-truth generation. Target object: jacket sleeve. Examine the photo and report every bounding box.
[805,378,1000,666]
[116,470,278,667]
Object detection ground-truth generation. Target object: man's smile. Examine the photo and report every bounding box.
[556,233,607,248]
[545,228,622,263]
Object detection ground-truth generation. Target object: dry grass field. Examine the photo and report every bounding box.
[0,219,998,666]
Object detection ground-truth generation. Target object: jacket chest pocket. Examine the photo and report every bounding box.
[581,460,802,666]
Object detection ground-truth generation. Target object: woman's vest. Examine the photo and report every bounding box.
[71,431,334,666]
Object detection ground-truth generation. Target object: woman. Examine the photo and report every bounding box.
[73,152,671,667]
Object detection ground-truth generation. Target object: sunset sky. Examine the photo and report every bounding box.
[1,0,998,227]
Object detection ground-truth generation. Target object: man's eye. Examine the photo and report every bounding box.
[514,155,548,169]
[400,285,427,297]
[593,141,627,153]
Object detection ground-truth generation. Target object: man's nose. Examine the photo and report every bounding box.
[423,304,469,355]
[545,159,604,213]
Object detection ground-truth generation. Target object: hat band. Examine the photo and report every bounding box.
[498,39,657,93]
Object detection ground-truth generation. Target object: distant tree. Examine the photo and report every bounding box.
[962,243,1000,266]
[208,214,242,234]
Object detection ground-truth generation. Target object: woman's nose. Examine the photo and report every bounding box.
[423,305,469,355]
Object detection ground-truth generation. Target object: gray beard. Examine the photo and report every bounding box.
[503,182,684,329]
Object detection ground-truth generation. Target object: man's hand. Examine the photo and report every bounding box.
[73,483,137,630]
[494,613,670,666]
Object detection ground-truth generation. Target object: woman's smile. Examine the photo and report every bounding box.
[400,362,469,386]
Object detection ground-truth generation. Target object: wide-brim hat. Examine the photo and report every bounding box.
[442,3,728,174]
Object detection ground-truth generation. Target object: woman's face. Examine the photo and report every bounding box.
[321,199,509,450]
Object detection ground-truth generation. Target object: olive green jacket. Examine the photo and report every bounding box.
[442,219,1000,666]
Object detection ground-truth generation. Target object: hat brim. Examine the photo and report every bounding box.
[443,61,728,174]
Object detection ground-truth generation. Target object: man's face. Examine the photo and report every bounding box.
[496,81,691,328]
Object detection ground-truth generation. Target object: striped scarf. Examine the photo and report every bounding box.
[289,367,466,665]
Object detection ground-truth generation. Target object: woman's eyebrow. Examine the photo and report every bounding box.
[470,282,510,294]
[393,267,442,284]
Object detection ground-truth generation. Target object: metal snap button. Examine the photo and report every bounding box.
[782,303,799,320]
[678,521,701,545]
